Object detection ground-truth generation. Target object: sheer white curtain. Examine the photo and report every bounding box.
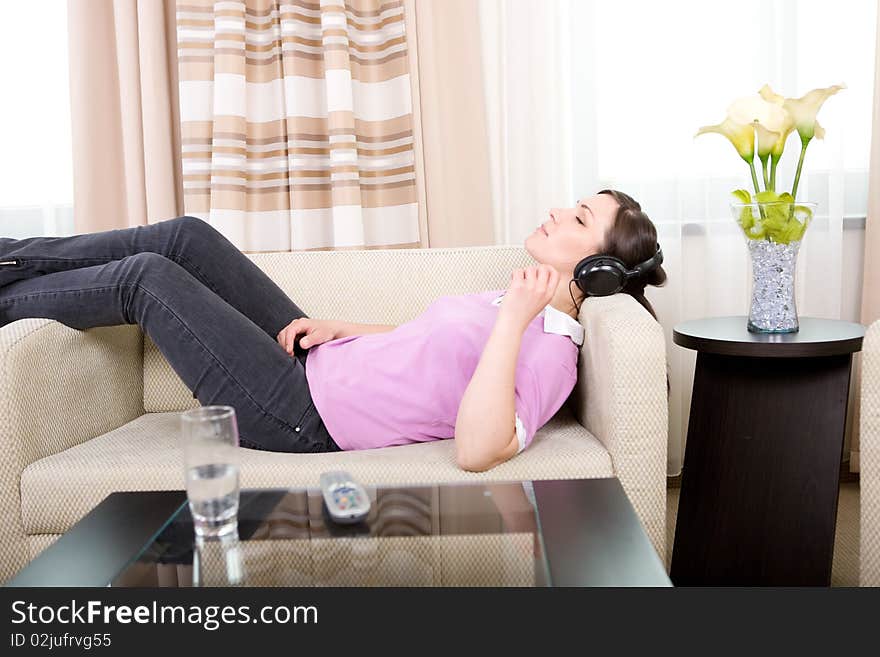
[0,1,74,238]
[478,0,876,476]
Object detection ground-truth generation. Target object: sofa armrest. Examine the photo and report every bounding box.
[0,318,144,581]
[568,293,668,564]
[860,319,880,586]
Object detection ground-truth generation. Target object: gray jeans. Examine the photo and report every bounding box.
[0,216,340,454]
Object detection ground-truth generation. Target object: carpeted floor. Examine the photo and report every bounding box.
[665,482,860,586]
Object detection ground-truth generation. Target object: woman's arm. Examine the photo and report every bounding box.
[454,316,522,472]
[332,320,396,338]
[455,264,560,472]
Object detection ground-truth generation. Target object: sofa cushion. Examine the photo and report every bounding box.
[20,405,613,535]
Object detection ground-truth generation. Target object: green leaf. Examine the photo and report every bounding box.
[761,202,788,242]
[793,204,813,219]
[732,190,761,238]
[755,190,780,203]
[781,218,800,243]
[737,205,765,238]
[737,205,754,229]
[730,187,814,244]
[791,204,814,241]
[732,189,753,204]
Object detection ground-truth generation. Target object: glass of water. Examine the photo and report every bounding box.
[193,531,245,587]
[180,405,241,538]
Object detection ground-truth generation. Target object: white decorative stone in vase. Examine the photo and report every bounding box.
[730,201,816,334]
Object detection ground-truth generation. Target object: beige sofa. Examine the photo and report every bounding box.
[861,320,880,586]
[0,245,669,582]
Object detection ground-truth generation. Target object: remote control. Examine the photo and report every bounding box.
[319,471,371,524]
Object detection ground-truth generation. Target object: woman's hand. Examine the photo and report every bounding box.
[276,318,341,355]
[497,265,561,333]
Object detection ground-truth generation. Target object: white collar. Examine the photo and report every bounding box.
[491,293,585,346]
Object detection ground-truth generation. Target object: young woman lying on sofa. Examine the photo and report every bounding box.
[0,189,665,471]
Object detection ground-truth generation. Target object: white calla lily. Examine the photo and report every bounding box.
[757,83,784,105]
[757,84,796,157]
[753,123,781,159]
[786,84,846,141]
[758,82,846,198]
[727,95,788,133]
[759,83,844,144]
[726,95,787,156]
[725,95,788,189]
[695,116,755,162]
[698,82,844,203]
[695,115,761,194]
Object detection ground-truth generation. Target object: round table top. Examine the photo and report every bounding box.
[673,316,865,358]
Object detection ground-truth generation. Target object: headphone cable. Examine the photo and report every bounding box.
[568,278,580,316]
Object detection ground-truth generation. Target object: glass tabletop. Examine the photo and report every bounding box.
[111,481,551,587]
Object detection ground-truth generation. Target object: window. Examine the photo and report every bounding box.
[571,0,875,224]
[0,1,74,238]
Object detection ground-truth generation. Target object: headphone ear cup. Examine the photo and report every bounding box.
[573,255,600,295]
[574,255,627,297]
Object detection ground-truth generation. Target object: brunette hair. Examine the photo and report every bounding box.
[575,189,669,394]
[573,189,667,316]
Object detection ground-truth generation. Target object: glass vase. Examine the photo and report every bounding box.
[729,201,816,334]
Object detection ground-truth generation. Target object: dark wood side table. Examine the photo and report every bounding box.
[670,316,864,586]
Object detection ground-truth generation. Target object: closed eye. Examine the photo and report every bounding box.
[576,200,593,227]
[575,201,586,226]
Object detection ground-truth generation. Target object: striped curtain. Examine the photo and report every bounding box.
[175,0,420,252]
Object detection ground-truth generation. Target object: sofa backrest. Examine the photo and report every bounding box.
[144,245,537,412]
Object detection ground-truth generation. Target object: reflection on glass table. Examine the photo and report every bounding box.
[113,482,549,587]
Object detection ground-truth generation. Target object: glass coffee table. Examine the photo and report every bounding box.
[6,478,671,587]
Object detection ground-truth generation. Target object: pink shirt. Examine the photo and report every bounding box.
[304,289,584,453]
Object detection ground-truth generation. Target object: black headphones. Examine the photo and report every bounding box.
[572,242,664,298]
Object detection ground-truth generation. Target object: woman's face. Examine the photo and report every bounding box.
[525,192,619,274]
